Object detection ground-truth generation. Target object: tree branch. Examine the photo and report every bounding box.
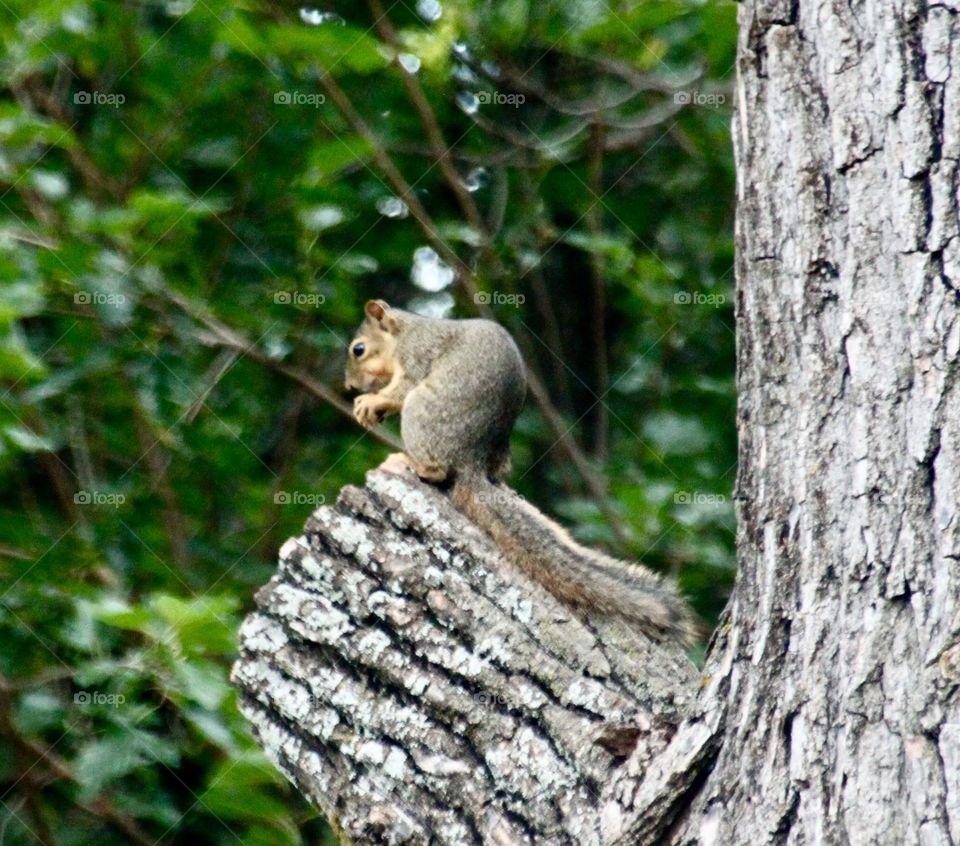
[315,70,475,283]
[164,290,404,452]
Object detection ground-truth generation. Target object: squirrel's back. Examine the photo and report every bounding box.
[396,314,526,480]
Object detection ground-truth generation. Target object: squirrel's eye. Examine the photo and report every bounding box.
[351,342,366,358]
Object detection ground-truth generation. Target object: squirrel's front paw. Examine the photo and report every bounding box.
[353,394,386,428]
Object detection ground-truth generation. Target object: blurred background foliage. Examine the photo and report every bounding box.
[0,0,736,842]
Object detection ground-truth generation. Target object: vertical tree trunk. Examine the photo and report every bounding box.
[673,0,960,842]
[233,1,960,842]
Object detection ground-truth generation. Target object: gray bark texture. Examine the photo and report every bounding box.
[702,0,960,843]
[232,0,960,842]
[230,469,703,844]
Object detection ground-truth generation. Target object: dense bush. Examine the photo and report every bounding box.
[0,0,736,842]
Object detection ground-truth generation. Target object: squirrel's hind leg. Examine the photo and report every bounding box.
[379,451,449,482]
[408,456,448,482]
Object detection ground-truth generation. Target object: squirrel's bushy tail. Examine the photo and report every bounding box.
[451,474,697,645]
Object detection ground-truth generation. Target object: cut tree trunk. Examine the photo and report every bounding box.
[231,469,704,844]
[232,0,960,843]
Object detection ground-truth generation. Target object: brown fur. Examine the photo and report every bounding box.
[347,301,695,644]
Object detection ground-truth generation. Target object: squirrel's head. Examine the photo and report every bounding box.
[344,299,401,392]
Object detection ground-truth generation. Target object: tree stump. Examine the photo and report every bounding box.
[231,468,711,845]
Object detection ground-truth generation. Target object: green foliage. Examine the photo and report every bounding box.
[0,0,735,841]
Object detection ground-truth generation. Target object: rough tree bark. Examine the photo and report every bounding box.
[231,469,705,843]
[232,0,960,843]
[688,0,960,842]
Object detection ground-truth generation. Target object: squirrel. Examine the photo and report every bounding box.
[345,299,695,645]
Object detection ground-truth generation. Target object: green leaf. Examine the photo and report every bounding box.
[0,281,45,323]
[73,735,149,798]
[89,597,157,634]
[0,328,46,381]
[642,411,711,454]
[215,14,270,58]
[302,136,374,185]
[0,105,77,149]
[183,705,237,752]
[169,658,230,710]
[489,0,528,48]
[266,24,388,74]
[199,752,294,827]
[151,594,238,655]
[15,690,65,733]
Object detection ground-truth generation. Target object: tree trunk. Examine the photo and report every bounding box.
[685,0,960,842]
[232,1,960,842]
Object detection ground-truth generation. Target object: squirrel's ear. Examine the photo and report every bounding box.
[364,299,388,321]
[364,299,399,333]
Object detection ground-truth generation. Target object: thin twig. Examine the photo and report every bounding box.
[367,0,502,274]
[586,121,609,462]
[164,291,403,452]
[316,70,474,282]
[257,386,308,560]
[516,172,573,412]
[128,387,192,569]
